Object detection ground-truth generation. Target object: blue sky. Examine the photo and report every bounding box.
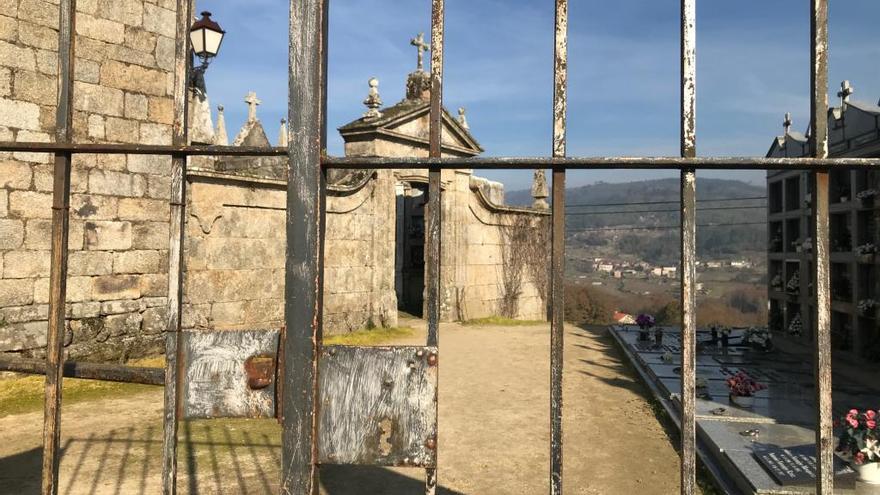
[196,0,880,190]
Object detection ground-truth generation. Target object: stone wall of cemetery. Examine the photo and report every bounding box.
[0,0,179,359]
[182,168,399,336]
[444,172,549,323]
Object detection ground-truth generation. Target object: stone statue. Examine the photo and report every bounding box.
[532,169,549,210]
[457,107,469,129]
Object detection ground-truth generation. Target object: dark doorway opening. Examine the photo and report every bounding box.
[395,182,427,317]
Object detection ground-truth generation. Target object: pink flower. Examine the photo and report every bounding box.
[868,420,877,430]
[855,452,866,465]
[850,409,860,417]
[849,418,860,428]
[867,410,877,421]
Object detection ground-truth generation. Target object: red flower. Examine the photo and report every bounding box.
[849,408,860,417]
[867,420,877,430]
[848,417,860,428]
[867,410,877,421]
[855,452,866,465]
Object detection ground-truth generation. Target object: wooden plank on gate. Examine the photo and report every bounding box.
[318,346,438,467]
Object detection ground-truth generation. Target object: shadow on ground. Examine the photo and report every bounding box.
[320,465,464,495]
[0,423,462,495]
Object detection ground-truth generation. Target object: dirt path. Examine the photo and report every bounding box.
[0,322,692,494]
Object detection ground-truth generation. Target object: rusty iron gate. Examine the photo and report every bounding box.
[0,0,872,494]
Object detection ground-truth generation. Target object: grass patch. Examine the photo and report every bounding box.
[0,356,165,418]
[324,326,416,346]
[0,375,159,418]
[462,316,545,327]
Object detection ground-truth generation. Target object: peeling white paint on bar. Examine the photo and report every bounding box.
[318,346,438,467]
[181,329,279,419]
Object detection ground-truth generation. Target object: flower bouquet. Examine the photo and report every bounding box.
[725,371,765,408]
[745,326,773,351]
[788,313,803,337]
[837,409,880,484]
[635,313,655,342]
[859,299,878,317]
[786,271,800,294]
[857,243,878,263]
[770,274,783,291]
[858,188,878,208]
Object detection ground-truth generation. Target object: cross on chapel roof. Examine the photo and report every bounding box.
[838,80,854,107]
[245,91,262,122]
[410,32,430,71]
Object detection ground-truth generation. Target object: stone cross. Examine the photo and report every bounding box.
[245,91,261,122]
[783,112,792,135]
[838,80,853,107]
[410,33,430,71]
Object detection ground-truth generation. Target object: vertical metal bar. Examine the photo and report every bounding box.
[425,0,445,492]
[282,0,327,492]
[42,1,75,493]
[426,0,444,348]
[679,0,697,494]
[162,1,192,493]
[550,1,567,493]
[810,0,833,493]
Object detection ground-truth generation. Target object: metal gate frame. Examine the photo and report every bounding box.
[0,0,869,494]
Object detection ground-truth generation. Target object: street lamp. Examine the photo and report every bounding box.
[190,11,225,72]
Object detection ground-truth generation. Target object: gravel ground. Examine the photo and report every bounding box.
[0,321,696,494]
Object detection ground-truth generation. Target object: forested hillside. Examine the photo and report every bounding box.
[507,178,766,265]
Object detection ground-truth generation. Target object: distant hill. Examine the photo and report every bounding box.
[506,178,767,265]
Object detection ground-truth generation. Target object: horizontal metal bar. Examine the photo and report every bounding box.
[1,143,878,170]
[324,156,880,170]
[0,142,287,156]
[565,205,765,216]
[569,196,766,208]
[0,356,164,385]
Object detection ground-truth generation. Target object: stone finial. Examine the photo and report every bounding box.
[278,118,289,147]
[406,70,431,101]
[245,91,261,122]
[410,32,430,71]
[457,107,469,129]
[783,112,792,135]
[362,77,383,119]
[838,80,854,108]
[214,105,229,145]
[532,169,549,210]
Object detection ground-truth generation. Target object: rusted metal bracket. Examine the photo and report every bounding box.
[179,329,281,419]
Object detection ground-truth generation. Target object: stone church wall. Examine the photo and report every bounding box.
[0,0,179,359]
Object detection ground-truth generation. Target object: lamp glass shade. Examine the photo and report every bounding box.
[189,12,225,59]
[203,29,224,56]
[189,29,205,55]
